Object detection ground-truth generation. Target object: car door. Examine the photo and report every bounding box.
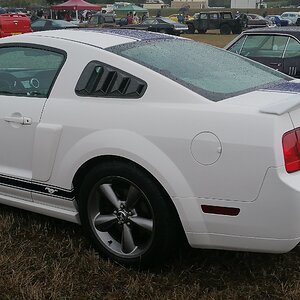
[141,19,158,31]
[31,19,47,31]
[282,37,300,77]
[208,13,219,29]
[199,13,209,29]
[0,45,65,201]
[44,20,54,30]
[239,34,287,73]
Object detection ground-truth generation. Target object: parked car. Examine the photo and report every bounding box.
[121,17,188,35]
[265,15,291,26]
[0,12,31,37]
[185,11,243,34]
[245,13,272,28]
[225,27,300,77]
[2,29,300,267]
[83,12,115,28]
[31,19,79,31]
[280,12,300,25]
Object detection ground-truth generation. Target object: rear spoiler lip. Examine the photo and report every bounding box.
[260,96,300,115]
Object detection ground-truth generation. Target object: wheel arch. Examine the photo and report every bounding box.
[53,129,196,236]
[72,154,188,243]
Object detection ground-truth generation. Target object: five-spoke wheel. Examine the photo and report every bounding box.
[78,160,178,266]
[88,177,154,257]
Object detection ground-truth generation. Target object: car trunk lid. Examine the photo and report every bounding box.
[0,13,32,37]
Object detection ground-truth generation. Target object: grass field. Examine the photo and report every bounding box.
[1,32,297,300]
[183,31,238,48]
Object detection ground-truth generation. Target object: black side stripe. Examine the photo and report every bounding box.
[0,174,74,200]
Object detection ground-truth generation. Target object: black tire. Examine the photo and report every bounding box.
[220,24,231,35]
[78,160,178,267]
[187,23,195,34]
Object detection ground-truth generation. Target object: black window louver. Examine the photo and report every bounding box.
[75,61,147,98]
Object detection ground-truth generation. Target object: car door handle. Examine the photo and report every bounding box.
[4,116,32,125]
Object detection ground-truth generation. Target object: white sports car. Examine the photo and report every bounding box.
[1,28,300,266]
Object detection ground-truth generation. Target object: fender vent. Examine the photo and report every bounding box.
[75,60,147,98]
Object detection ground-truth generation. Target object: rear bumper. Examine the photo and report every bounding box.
[174,166,300,253]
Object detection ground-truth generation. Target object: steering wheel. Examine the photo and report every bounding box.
[0,72,25,94]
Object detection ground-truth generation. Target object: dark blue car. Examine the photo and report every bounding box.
[266,15,290,26]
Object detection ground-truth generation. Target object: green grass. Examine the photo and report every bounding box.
[2,204,300,299]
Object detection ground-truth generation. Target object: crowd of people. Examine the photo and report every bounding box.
[125,11,148,25]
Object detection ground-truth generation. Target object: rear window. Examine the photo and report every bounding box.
[108,39,289,101]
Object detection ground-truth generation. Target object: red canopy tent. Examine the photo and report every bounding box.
[51,0,101,11]
[50,0,101,20]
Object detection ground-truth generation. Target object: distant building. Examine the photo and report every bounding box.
[171,0,208,9]
[231,0,264,9]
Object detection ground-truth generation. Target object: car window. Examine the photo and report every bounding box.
[284,37,300,58]
[32,20,46,28]
[75,60,147,98]
[104,16,115,23]
[142,19,155,25]
[210,13,218,20]
[108,39,289,102]
[89,15,99,25]
[240,35,288,58]
[228,35,247,54]
[223,13,232,19]
[0,46,65,97]
[200,14,208,20]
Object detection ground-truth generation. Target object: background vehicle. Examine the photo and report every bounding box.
[0,12,31,37]
[83,12,115,28]
[185,11,242,35]
[31,19,78,31]
[121,17,188,35]
[245,13,272,28]
[265,15,290,26]
[225,27,300,77]
[280,12,300,25]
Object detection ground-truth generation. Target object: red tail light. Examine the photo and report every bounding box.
[282,128,300,173]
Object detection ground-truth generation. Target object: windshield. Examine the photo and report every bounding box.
[108,39,289,101]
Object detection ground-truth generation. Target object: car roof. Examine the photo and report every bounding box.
[13,28,177,49]
[281,11,300,15]
[243,27,300,39]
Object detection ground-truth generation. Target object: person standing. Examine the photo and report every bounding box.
[127,11,133,24]
[142,12,147,22]
[133,12,139,24]
[64,11,72,22]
